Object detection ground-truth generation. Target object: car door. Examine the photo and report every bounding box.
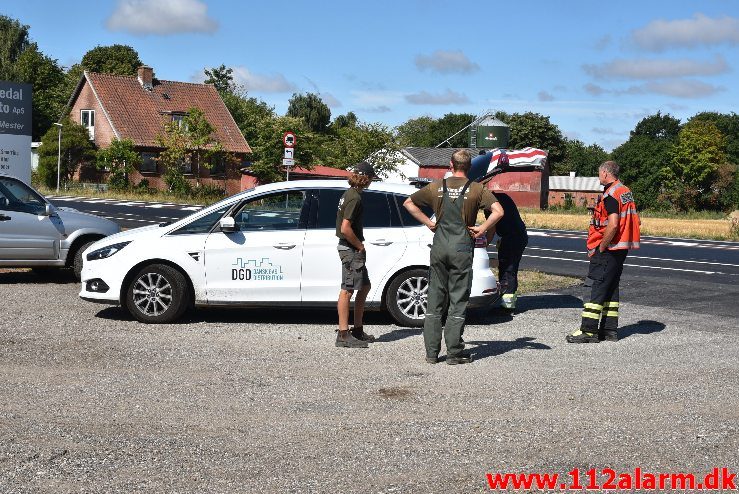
[301,188,407,303]
[0,176,63,261]
[203,190,308,304]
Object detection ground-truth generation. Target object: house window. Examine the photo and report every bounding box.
[210,153,226,176]
[80,109,95,139]
[171,113,187,130]
[180,156,192,175]
[140,152,158,173]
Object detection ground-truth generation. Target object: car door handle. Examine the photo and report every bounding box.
[273,243,296,250]
[0,214,10,221]
[370,240,393,246]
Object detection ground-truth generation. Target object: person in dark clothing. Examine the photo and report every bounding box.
[487,192,528,310]
[335,161,377,348]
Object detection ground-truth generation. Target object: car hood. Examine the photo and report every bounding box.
[97,224,164,243]
[56,207,120,235]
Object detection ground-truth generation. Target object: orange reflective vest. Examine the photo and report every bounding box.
[587,181,640,256]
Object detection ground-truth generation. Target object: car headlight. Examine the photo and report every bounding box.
[86,241,131,261]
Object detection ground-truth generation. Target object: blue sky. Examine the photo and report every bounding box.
[4,0,739,150]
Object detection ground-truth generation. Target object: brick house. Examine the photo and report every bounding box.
[65,66,251,195]
[548,173,602,208]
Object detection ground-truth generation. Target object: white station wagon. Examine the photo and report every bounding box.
[79,180,498,326]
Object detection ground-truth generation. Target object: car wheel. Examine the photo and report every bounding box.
[125,264,191,324]
[72,240,97,280]
[386,268,429,327]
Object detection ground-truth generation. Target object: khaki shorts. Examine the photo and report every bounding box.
[338,248,370,291]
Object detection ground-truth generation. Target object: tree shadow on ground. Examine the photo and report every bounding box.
[617,320,666,340]
[0,269,76,285]
[465,337,551,362]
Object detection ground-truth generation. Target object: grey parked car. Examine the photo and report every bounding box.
[0,174,120,279]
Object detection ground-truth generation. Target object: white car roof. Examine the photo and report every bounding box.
[235,179,418,198]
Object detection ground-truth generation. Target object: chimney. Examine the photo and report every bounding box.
[137,65,153,90]
[569,171,576,177]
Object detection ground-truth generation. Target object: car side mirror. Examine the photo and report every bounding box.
[220,216,239,233]
[44,203,58,217]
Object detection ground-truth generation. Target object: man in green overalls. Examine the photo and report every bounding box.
[404,150,504,365]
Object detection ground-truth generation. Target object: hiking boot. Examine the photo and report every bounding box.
[599,330,618,342]
[335,329,369,348]
[351,326,376,342]
[425,356,438,364]
[566,329,599,343]
[446,354,473,365]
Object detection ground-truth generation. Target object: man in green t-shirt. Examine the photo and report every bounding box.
[404,150,504,364]
[335,161,376,348]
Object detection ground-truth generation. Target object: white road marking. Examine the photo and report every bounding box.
[525,247,739,268]
[180,206,201,211]
[520,254,722,275]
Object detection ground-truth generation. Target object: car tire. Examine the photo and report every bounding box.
[72,240,97,280]
[386,268,429,328]
[125,264,191,324]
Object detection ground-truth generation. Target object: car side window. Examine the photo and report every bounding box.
[362,191,393,228]
[315,189,344,229]
[168,205,231,235]
[394,194,434,227]
[232,191,307,231]
[0,177,46,215]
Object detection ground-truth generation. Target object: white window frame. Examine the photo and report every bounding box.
[80,109,95,140]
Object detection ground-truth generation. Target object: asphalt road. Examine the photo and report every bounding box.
[1,269,737,492]
[49,195,739,319]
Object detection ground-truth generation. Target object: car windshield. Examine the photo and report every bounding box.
[0,177,46,215]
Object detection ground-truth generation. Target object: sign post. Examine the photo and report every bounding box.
[0,81,32,184]
[282,131,296,181]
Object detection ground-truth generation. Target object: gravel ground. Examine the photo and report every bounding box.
[1,270,737,493]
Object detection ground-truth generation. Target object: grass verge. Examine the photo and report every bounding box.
[516,270,581,294]
[35,185,222,206]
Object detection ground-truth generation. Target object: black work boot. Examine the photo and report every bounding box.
[335,329,368,348]
[446,353,473,365]
[351,326,376,342]
[599,330,618,342]
[566,329,599,343]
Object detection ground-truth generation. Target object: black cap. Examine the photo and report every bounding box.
[353,161,376,178]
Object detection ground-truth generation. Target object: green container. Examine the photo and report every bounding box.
[472,124,509,149]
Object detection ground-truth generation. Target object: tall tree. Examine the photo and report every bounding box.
[396,116,437,147]
[322,121,404,178]
[287,92,331,133]
[432,112,475,147]
[13,45,67,140]
[495,111,566,166]
[0,15,31,79]
[204,64,234,93]
[611,112,681,210]
[663,120,728,211]
[331,111,358,130]
[557,138,609,176]
[688,112,739,209]
[37,118,96,188]
[631,111,682,140]
[79,44,142,76]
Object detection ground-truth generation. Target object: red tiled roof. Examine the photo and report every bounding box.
[83,71,251,153]
[288,166,352,177]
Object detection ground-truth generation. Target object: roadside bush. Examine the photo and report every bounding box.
[107,170,129,191]
[191,184,226,200]
[164,168,192,197]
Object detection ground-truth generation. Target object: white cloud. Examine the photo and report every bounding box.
[594,35,611,50]
[585,80,723,99]
[363,106,392,113]
[591,127,622,135]
[414,50,480,74]
[538,91,555,102]
[106,0,218,35]
[405,89,470,105]
[583,55,728,80]
[231,66,297,93]
[631,14,739,51]
[350,90,404,107]
[319,92,342,108]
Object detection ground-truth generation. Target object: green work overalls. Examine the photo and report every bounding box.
[424,179,474,359]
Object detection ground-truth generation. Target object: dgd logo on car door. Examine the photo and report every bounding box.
[231,257,284,281]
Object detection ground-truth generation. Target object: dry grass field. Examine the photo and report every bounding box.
[520,210,739,241]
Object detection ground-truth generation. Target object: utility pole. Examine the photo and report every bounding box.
[53,122,63,193]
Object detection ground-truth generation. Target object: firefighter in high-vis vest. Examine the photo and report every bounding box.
[567,160,640,343]
[404,150,504,365]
